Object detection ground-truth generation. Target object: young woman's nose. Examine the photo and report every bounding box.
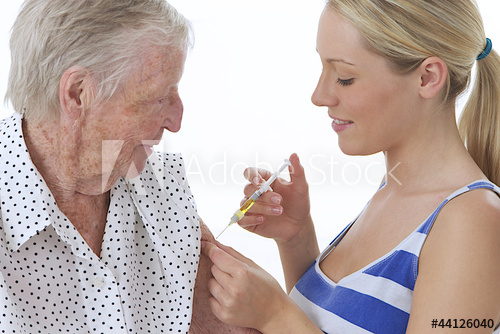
[311,70,340,108]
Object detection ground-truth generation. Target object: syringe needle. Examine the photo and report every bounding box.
[216,159,291,240]
[215,223,231,239]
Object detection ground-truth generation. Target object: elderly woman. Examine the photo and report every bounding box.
[0,1,257,333]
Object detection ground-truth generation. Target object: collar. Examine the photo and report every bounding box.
[0,112,200,254]
[0,112,54,253]
[126,150,200,250]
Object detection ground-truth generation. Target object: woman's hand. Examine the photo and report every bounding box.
[239,153,313,246]
[202,241,322,334]
[191,220,262,334]
[239,153,320,292]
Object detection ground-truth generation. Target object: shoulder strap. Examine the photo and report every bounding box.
[417,180,500,235]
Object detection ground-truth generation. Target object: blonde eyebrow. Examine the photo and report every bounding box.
[326,58,356,66]
[315,48,356,66]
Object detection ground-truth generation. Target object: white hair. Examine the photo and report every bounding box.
[5,0,193,122]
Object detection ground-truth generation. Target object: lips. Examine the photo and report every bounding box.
[332,118,353,125]
[329,115,354,132]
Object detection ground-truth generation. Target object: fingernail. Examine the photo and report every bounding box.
[271,196,282,204]
[253,176,261,185]
[272,207,282,214]
[256,216,264,223]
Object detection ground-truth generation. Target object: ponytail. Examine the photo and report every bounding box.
[459,48,500,185]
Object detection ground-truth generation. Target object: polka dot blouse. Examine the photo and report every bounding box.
[0,113,201,333]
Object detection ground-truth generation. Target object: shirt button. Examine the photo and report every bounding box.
[93,277,105,288]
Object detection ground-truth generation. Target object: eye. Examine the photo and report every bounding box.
[337,78,354,86]
[157,95,170,105]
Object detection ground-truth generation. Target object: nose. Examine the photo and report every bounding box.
[311,70,339,107]
[163,91,183,133]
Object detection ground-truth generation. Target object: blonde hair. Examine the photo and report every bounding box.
[5,0,193,123]
[327,0,500,185]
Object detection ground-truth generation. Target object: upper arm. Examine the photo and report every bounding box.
[190,219,261,334]
[407,189,500,333]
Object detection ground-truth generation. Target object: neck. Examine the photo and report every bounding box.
[22,116,118,198]
[382,106,485,194]
[22,116,113,255]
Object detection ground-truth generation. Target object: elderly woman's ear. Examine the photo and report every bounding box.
[59,66,95,118]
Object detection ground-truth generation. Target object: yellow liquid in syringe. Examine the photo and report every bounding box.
[216,198,257,239]
[233,198,256,220]
[217,158,291,239]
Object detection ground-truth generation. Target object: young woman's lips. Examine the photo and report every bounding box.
[331,117,354,132]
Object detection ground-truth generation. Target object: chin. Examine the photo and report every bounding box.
[124,158,148,179]
[122,155,150,180]
[123,145,155,179]
[338,140,381,157]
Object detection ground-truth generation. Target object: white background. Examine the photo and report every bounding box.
[1,1,499,287]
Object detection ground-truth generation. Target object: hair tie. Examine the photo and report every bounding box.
[477,38,492,61]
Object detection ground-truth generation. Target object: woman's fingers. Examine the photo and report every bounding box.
[234,188,283,228]
[288,153,308,191]
[238,194,283,216]
[207,273,226,301]
[202,241,240,273]
[203,242,255,310]
[202,241,254,274]
[241,190,283,205]
[243,167,273,184]
[202,241,292,331]
[213,241,256,265]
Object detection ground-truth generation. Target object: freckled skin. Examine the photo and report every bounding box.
[83,46,186,185]
[22,46,186,254]
[23,45,259,333]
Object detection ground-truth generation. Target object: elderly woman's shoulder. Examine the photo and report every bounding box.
[151,151,187,177]
[137,151,192,194]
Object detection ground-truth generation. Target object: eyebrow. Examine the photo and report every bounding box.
[326,58,356,66]
[316,48,356,66]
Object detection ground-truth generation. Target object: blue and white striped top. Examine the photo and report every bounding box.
[290,180,500,334]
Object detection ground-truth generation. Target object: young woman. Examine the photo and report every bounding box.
[202,0,500,332]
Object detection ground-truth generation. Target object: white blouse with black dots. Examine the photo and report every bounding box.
[0,112,201,333]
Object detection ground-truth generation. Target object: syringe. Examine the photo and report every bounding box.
[216,159,291,239]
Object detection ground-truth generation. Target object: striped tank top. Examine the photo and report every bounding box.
[290,180,500,334]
